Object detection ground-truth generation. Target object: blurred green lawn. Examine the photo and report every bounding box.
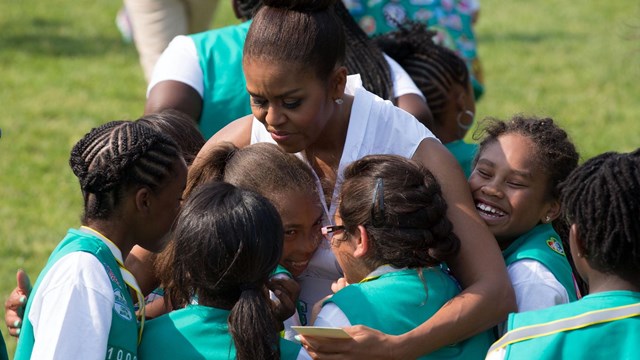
[0,0,638,356]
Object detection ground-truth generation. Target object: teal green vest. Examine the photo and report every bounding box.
[0,335,7,360]
[445,140,478,178]
[138,304,302,359]
[190,21,251,139]
[326,268,494,359]
[492,291,640,359]
[503,224,577,301]
[15,229,138,360]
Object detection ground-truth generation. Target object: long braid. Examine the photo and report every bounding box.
[334,0,394,100]
[69,120,181,221]
[375,21,468,123]
[560,150,640,288]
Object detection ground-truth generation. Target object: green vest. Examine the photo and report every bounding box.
[138,304,302,359]
[190,21,252,139]
[503,224,578,302]
[326,267,493,359]
[0,335,7,360]
[445,140,478,178]
[15,229,139,360]
[490,291,640,359]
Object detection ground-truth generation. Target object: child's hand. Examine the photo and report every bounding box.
[5,269,32,337]
[331,277,349,293]
[268,276,300,323]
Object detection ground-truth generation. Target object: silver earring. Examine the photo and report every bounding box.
[545,215,551,223]
[334,98,344,105]
[456,110,474,130]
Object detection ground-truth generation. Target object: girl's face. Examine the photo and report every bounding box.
[243,58,339,153]
[142,158,188,252]
[276,192,324,277]
[328,212,369,284]
[468,133,556,246]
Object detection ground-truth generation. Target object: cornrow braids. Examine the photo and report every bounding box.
[69,120,182,221]
[375,21,469,123]
[334,0,394,100]
[339,154,460,269]
[560,150,640,288]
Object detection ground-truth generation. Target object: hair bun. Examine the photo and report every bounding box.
[262,0,336,12]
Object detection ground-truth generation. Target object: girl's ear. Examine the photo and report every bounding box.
[353,225,369,258]
[135,187,152,214]
[543,199,562,223]
[330,66,348,100]
[569,224,586,255]
[454,83,468,111]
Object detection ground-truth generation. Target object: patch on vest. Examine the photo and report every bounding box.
[113,288,133,321]
[546,237,565,256]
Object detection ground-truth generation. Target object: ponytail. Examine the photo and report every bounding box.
[229,287,280,360]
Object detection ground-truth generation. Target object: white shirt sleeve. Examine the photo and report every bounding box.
[312,302,352,328]
[508,259,570,313]
[485,348,506,360]
[147,35,204,98]
[383,53,425,101]
[28,252,115,360]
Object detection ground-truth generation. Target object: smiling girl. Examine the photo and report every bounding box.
[469,115,580,314]
[196,0,514,356]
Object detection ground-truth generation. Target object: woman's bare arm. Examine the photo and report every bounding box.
[301,138,514,359]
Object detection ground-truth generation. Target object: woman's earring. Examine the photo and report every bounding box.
[334,98,344,105]
[544,215,551,223]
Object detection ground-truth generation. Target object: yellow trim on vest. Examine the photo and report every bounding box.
[489,302,640,353]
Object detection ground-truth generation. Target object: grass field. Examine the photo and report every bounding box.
[1,0,638,356]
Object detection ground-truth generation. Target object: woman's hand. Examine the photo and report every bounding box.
[5,269,32,337]
[300,325,403,360]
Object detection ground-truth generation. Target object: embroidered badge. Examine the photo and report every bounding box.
[113,289,133,321]
[546,237,565,256]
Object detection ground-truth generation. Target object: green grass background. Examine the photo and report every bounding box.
[0,0,638,356]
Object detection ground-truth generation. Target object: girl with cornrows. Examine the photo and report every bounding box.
[376,21,478,177]
[138,182,310,360]
[469,116,580,319]
[487,150,640,360]
[196,0,514,357]
[315,155,494,358]
[14,120,187,359]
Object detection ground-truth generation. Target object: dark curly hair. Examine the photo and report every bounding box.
[473,115,579,200]
[69,120,182,222]
[560,150,640,288]
[338,155,460,269]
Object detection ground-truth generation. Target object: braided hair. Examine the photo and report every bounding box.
[338,154,460,269]
[375,21,469,124]
[334,0,394,100]
[560,150,640,288]
[69,120,182,222]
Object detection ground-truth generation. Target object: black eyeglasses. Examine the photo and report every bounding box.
[370,178,385,228]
